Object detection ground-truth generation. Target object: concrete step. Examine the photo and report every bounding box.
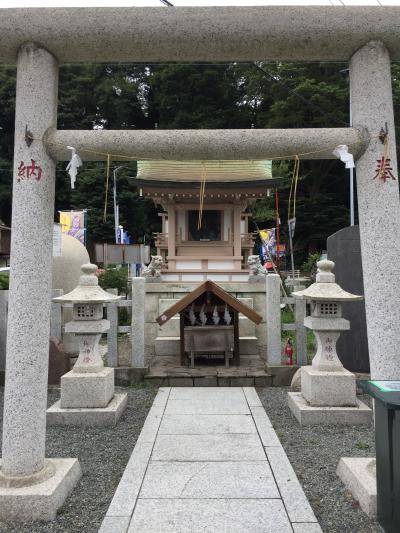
[144,374,273,387]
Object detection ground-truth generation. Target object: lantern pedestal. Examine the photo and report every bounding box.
[48,360,128,427]
[61,368,114,408]
[301,366,357,407]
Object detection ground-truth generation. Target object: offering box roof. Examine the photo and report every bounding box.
[156,280,262,326]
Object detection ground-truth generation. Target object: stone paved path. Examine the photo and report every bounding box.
[99,387,322,533]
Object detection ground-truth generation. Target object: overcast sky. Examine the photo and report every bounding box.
[1,1,400,8]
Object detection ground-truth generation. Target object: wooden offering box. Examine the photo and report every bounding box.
[184,326,235,368]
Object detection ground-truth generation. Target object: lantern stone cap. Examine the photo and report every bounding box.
[292,259,363,302]
[53,263,122,303]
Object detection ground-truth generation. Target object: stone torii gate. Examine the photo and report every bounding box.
[0,6,399,521]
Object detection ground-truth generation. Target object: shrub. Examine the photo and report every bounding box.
[98,267,128,295]
[0,272,9,290]
[302,251,321,273]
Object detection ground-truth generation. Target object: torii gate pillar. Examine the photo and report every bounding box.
[350,41,400,380]
[0,43,81,521]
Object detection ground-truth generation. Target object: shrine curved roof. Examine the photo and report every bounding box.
[136,160,272,183]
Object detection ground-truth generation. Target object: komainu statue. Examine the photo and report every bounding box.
[143,255,164,281]
[247,255,267,282]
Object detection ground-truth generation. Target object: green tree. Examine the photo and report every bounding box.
[0,59,399,266]
[147,63,252,129]
[0,65,16,224]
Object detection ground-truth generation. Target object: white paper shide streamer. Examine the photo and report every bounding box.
[332,144,355,169]
[212,305,220,325]
[200,304,207,326]
[224,304,232,325]
[189,303,196,326]
[66,146,83,189]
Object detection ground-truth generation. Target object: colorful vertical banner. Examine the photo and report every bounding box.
[59,210,86,245]
[259,228,276,259]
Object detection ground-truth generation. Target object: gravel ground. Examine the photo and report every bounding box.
[0,385,156,533]
[257,387,382,533]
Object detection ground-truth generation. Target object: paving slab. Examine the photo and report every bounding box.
[165,396,249,415]
[264,446,318,523]
[243,386,263,406]
[169,386,245,400]
[152,433,266,461]
[292,523,323,533]
[128,498,293,533]
[159,413,256,435]
[98,516,130,533]
[140,461,280,499]
[251,407,282,447]
[99,387,321,532]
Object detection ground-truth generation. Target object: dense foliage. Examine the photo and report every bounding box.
[0,272,9,290]
[0,61,399,263]
[98,266,129,295]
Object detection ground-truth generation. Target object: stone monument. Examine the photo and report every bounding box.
[47,263,128,426]
[287,259,372,425]
[327,225,369,372]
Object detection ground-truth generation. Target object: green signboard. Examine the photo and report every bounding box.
[370,381,400,392]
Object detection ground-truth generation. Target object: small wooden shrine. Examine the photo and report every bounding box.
[135,160,279,281]
[156,280,262,367]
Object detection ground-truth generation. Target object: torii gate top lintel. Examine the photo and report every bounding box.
[0,7,400,64]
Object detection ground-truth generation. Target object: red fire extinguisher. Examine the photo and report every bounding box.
[283,339,294,366]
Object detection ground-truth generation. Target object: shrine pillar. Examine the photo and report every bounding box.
[167,204,176,270]
[0,43,81,521]
[233,204,242,259]
[349,41,400,380]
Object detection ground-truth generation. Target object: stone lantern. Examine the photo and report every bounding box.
[288,259,372,425]
[47,263,128,426]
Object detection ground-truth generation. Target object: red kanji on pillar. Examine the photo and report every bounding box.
[17,159,43,182]
[373,157,397,183]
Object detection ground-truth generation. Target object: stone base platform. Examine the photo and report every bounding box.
[115,367,148,387]
[0,458,81,522]
[336,457,377,516]
[47,393,128,426]
[145,355,272,387]
[287,392,372,425]
[267,365,299,386]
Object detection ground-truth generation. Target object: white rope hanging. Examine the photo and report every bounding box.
[66,146,83,189]
[332,144,355,169]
